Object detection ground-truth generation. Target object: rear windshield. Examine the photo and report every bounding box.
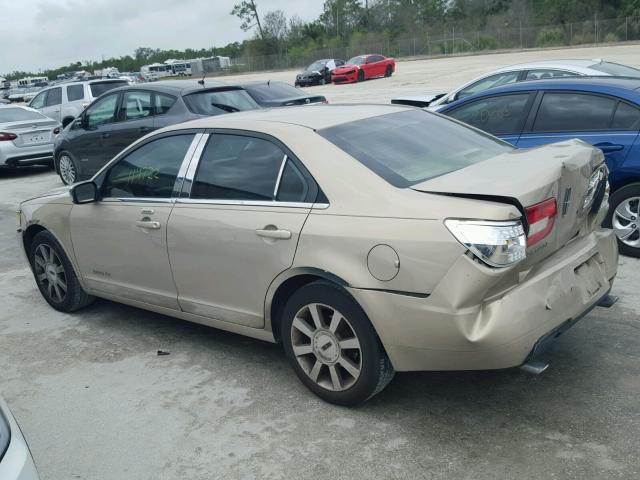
[0,107,47,122]
[590,62,640,77]
[319,109,512,187]
[90,81,127,98]
[244,83,303,101]
[183,88,260,115]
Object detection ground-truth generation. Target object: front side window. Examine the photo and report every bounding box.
[29,91,47,109]
[66,84,85,101]
[447,93,532,135]
[525,69,577,80]
[456,71,521,100]
[155,93,176,115]
[103,134,194,198]
[183,89,259,115]
[368,55,384,63]
[319,109,512,187]
[45,87,62,107]
[191,134,286,201]
[122,91,152,120]
[347,56,366,65]
[86,94,119,127]
[533,92,617,132]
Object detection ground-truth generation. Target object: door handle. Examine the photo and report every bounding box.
[594,142,624,153]
[139,126,151,132]
[136,220,161,230]
[101,132,111,138]
[255,227,291,240]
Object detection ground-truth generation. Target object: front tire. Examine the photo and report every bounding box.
[30,231,94,312]
[604,183,640,257]
[357,70,365,82]
[57,151,78,185]
[281,281,394,406]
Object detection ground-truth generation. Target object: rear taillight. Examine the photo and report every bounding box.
[525,198,557,246]
[0,132,17,142]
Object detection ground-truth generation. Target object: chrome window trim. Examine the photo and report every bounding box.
[273,154,287,198]
[175,198,313,209]
[101,197,175,204]
[180,133,210,198]
[172,133,205,199]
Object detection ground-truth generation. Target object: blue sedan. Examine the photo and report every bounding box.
[439,76,640,257]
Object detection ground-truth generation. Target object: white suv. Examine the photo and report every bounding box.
[29,79,128,128]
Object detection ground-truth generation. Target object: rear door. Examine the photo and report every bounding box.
[167,131,316,327]
[445,92,536,145]
[108,89,155,154]
[517,91,639,172]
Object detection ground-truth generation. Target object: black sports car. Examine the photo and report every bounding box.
[295,59,345,86]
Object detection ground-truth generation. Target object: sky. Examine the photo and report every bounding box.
[0,0,326,74]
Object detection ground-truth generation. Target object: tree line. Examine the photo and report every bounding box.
[5,0,640,80]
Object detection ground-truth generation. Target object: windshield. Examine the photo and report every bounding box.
[90,81,127,98]
[590,61,640,77]
[319,109,512,187]
[244,83,303,101]
[347,56,365,65]
[307,61,327,71]
[0,107,47,122]
[183,88,260,115]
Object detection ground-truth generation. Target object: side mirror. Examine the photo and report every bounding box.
[71,181,98,203]
[75,116,87,129]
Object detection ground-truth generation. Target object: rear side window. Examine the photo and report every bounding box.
[277,160,308,202]
[155,93,176,115]
[183,89,259,115]
[447,93,531,135]
[319,109,512,187]
[533,92,617,132]
[368,55,384,63]
[525,70,577,80]
[103,134,194,198]
[45,87,62,106]
[122,91,152,120]
[191,134,286,201]
[90,81,127,98]
[66,84,85,101]
[611,102,640,130]
[456,71,520,100]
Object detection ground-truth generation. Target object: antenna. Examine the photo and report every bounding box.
[267,79,270,87]
[198,72,206,86]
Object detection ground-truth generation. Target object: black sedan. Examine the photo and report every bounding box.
[53,80,327,184]
[295,59,345,86]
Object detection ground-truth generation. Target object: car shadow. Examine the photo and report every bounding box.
[0,166,53,179]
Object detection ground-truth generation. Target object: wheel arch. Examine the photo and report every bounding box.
[265,267,350,342]
[610,176,640,193]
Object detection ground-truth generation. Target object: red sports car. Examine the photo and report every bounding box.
[331,54,396,84]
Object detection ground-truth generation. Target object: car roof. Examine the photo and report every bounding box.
[174,104,412,131]
[441,76,640,109]
[493,58,605,72]
[107,79,290,95]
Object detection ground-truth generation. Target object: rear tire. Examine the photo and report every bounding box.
[604,183,640,257]
[30,230,94,312]
[385,65,392,77]
[57,151,78,185]
[281,281,394,406]
[357,70,365,82]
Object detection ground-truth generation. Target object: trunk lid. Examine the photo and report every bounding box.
[264,95,327,107]
[1,119,57,147]
[411,139,607,262]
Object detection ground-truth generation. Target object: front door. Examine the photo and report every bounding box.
[168,132,316,327]
[70,133,197,308]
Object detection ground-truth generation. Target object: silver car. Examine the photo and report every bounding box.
[392,59,640,110]
[29,79,128,128]
[0,397,39,480]
[0,105,60,169]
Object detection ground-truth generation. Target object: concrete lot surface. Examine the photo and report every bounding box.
[1,43,640,480]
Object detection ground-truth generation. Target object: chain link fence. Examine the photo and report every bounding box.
[211,16,640,76]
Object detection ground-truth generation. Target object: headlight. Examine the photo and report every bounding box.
[445,219,527,268]
[583,168,606,210]
[0,408,10,461]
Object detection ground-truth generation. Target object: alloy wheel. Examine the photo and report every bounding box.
[59,155,77,184]
[290,303,362,391]
[33,244,67,303]
[612,196,640,248]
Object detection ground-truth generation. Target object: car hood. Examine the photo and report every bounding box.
[411,139,607,262]
[333,64,359,73]
[299,70,322,76]
[21,185,72,205]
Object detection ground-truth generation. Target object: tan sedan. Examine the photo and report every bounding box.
[18,105,618,405]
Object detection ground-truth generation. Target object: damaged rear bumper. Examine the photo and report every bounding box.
[348,228,618,372]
